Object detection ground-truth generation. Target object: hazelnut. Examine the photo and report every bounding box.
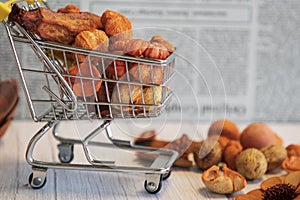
[223,140,243,170]
[194,138,222,170]
[236,148,267,180]
[240,123,277,149]
[207,135,230,151]
[261,144,287,171]
[207,119,240,140]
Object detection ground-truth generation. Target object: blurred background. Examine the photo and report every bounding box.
[1,0,300,123]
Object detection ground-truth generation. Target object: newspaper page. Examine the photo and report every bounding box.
[0,0,300,122]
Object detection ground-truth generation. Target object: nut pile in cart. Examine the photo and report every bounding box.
[8,3,175,118]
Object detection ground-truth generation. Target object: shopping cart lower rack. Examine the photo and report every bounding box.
[1,1,178,194]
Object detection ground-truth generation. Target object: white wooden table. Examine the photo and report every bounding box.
[0,120,299,200]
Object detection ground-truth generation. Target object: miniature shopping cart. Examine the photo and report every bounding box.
[1,0,178,194]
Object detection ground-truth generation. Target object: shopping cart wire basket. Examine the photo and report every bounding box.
[1,0,178,194]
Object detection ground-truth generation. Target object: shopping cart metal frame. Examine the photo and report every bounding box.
[2,0,178,194]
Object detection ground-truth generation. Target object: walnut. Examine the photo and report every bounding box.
[261,144,287,172]
[236,148,267,180]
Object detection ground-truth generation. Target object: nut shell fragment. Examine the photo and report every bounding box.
[201,164,246,194]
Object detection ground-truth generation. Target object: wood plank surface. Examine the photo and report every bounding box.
[0,120,299,200]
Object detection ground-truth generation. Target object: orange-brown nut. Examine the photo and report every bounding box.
[150,35,175,52]
[207,135,230,151]
[136,86,167,111]
[101,10,132,42]
[72,29,109,62]
[111,83,142,111]
[207,119,240,140]
[124,39,149,57]
[66,62,102,97]
[129,63,164,84]
[143,42,170,60]
[223,140,243,170]
[106,60,127,80]
[240,123,277,149]
[201,164,246,194]
[109,39,130,52]
[57,4,81,13]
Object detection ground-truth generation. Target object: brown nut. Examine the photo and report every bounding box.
[129,63,164,84]
[236,148,267,180]
[207,135,230,151]
[72,29,109,62]
[111,83,142,112]
[101,10,132,43]
[150,35,175,52]
[66,62,102,96]
[201,164,246,194]
[124,39,149,57]
[194,138,222,170]
[240,123,277,149]
[57,4,81,13]
[223,140,243,170]
[207,119,240,140]
[260,144,287,172]
[143,42,170,60]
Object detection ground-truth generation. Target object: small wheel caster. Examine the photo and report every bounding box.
[144,176,162,194]
[28,172,47,189]
[162,170,172,180]
[58,143,74,163]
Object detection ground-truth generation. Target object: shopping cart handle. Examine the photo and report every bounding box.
[0,0,43,22]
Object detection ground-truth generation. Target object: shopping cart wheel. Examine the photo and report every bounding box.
[58,143,74,163]
[28,169,47,189]
[162,170,172,180]
[144,175,162,194]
